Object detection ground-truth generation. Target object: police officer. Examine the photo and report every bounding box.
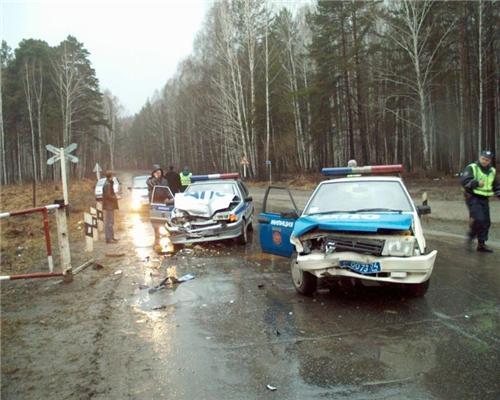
[461,150,500,252]
[179,166,192,192]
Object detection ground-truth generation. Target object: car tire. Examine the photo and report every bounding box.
[237,221,248,245]
[404,279,430,297]
[291,254,317,296]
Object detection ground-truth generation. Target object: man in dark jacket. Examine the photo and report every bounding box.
[460,150,500,252]
[102,170,119,244]
[165,165,182,193]
[147,164,170,246]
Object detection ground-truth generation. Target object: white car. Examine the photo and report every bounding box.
[160,173,254,249]
[258,165,438,297]
[129,175,150,211]
[95,177,121,201]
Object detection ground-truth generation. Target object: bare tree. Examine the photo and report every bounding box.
[385,0,455,169]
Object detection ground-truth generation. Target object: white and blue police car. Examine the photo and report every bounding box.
[159,173,254,250]
[258,165,438,297]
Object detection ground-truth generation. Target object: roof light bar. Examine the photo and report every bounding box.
[191,173,240,182]
[321,164,403,176]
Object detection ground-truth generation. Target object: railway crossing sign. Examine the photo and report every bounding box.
[46,143,79,206]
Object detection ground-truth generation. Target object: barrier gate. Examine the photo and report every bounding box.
[0,201,72,282]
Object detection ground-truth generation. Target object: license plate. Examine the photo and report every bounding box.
[339,260,381,275]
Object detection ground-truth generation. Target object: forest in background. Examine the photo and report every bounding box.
[1,0,499,184]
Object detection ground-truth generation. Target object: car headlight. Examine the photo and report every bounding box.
[384,237,415,257]
[172,208,187,218]
[213,212,238,222]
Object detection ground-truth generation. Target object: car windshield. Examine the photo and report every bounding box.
[186,182,237,196]
[304,180,413,215]
[133,176,148,189]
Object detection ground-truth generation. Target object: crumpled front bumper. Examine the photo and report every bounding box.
[297,250,438,284]
[164,218,244,244]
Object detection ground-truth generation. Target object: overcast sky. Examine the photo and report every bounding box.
[1,0,210,115]
[2,0,312,116]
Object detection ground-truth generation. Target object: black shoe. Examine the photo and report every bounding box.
[477,244,493,253]
[111,238,119,242]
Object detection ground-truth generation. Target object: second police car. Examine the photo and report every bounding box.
[157,173,254,250]
[258,165,438,297]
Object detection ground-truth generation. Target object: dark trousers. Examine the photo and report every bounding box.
[465,195,491,243]
[104,210,115,241]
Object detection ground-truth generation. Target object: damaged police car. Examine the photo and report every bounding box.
[258,165,437,297]
[159,173,254,250]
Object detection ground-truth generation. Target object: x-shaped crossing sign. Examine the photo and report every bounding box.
[46,143,79,165]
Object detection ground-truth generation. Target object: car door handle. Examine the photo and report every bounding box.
[258,216,270,224]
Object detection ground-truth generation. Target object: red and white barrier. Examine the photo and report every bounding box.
[0,202,72,282]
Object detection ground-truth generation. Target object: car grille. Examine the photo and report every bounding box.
[327,237,385,256]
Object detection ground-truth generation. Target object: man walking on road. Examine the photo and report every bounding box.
[102,170,119,244]
[460,150,500,252]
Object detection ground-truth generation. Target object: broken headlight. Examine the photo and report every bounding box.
[213,212,238,222]
[384,237,415,257]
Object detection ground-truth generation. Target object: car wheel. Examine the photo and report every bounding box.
[404,279,430,297]
[291,254,317,296]
[237,221,248,245]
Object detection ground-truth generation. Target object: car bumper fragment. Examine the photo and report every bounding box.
[297,250,437,284]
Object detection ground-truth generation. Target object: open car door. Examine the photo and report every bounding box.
[150,185,174,225]
[258,186,299,257]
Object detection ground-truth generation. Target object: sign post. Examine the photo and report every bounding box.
[47,144,79,206]
[93,163,102,180]
[240,156,250,179]
[265,160,272,185]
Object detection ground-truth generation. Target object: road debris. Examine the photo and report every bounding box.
[266,384,277,391]
[179,248,194,255]
[114,270,123,275]
[106,252,125,258]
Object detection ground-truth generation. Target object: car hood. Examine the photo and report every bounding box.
[174,191,236,218]
[292,212,413,237]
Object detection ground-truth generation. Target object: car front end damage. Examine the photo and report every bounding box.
[291,230,437,285]
[159,190,247,249]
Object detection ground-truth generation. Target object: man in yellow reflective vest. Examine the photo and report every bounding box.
[461,150,500,252]
[179,166,192,192]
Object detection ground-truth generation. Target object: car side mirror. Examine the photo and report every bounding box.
[245,196,253,202]
[280,210,299,219]
[417,205,431,216]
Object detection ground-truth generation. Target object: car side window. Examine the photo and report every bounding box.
[239,182,249,198]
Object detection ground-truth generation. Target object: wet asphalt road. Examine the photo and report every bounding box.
[96,176,500,400]
[2,174,499,400]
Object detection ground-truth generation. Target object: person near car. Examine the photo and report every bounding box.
[460,150,500,253]
[147,164,170,246]
[179,166,192,192]
[165,165,182,193]
[102,170,119,244]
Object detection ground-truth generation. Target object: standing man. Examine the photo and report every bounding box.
[102,170,119,244]
[179,166,192,192]
[147,164,170,246]
[165,165,182,194]
[460,150,500,252]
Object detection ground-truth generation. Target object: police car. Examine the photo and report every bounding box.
[258,165,438,297]
[158,173,254,249]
